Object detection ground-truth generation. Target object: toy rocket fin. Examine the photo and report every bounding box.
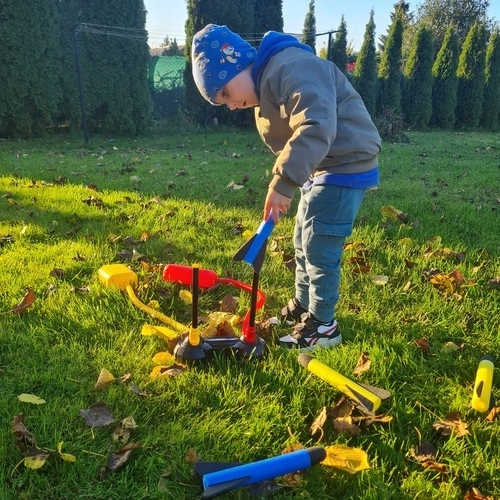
[232,217,275,273]
[194,461,241,475]
[358,383,392,400]
[201,476,251,499]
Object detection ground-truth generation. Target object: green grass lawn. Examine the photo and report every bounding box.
[0,129,499,499]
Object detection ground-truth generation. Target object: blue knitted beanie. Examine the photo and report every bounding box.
[191,24,256,104]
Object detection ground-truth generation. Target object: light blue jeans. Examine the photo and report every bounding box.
[293,184,366,323]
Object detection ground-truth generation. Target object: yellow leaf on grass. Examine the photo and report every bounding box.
[242,229,253,240]
[57,441,76,463]
[152,351,175,365]
[179,289,192,305]
[373,275,389,285]
[141,324,178,341]
[95,368,115,390]
[24,454,49,469]
[380,205,404,222]
[322,444,370,474]
[18,393,46,405]
[399,237,414,247]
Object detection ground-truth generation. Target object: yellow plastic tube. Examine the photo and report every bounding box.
[298,353,382,412]
[471,355,495,412]
[125,284,187,333]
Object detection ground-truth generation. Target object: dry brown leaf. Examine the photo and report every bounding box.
[185,448,201,463]
[220,293,238,313]
[352,413,393,427]
[11,288,36,314]
[94,368,115,390]
[12,413,38,451]
[80,401,115,428]
[333,417,361,437]
[353,352,371,376]
[328,397,355,419]
[411,440,436,462]
[310,406,327,439]
[464,487,495,500]
[414,337,431,353]
[486,406,500,422]
[432,411,470,437]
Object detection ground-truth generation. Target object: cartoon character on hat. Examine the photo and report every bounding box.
[220,42,241,64]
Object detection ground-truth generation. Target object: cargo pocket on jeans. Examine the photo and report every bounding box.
[311,219,353,238]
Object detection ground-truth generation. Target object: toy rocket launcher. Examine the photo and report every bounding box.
[471,355,495,412]
[298,354,391,413]
[163,264,265,343]
[195,446,326,499]
[232,216,275,273]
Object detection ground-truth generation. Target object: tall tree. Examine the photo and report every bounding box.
[0,0,61,137]
[402,26,434,128]
[455,22,488,128]
[416,0,491,51]
[254,0,283,34]
[353,10,378,116]
[377,5,404,115]
[184,0,260,126]
[480,28,500,130]
[329,16,348,73]
[301,0,316,54]
[430,26,459,128]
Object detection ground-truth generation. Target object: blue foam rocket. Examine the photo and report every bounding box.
[195,446,326,498]
[232,216,275,272]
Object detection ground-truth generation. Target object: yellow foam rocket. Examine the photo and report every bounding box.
[471,355,495,412]
[298,353,391,413]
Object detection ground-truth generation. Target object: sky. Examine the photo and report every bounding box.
[144,0,500,51]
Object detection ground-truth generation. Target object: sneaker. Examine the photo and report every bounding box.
[280,298,308,325]
[279,313,342,350]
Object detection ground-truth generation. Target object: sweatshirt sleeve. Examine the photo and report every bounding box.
[268,66,338,198]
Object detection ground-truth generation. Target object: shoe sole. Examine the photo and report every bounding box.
[280,333,342,351]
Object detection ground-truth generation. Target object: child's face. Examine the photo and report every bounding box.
[214,66,259,110]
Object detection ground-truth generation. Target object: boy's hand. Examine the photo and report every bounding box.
[264,188,292,224]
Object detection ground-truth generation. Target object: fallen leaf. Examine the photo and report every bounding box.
[220,293,238,313]
[179,289,192,305]
[353,352,371,376]
[380,205,408,223]
[414,337,431,353]
[94,368,115,390]
[310,406,327,439]
[486,406,500,422]
[11,288,36,314]
[12,413,37,451]
[80,402,115,428]
[432,411,470,437]
[18,394,46,405]
[57,441,76,463]
[322,444,370,473]
[112,416,138,444]
[24,452,50,470]
[373,275,389,285]
[333,417,362,437]
[152,351,175,365]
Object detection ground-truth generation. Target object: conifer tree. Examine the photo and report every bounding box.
[301,0,316,54]
[377,7,404,115]
[0,0,60,137]
[330,16,348,73]
[353,10,378,116]
[254,0,283,33]
[402,26,434,128]
[480,28,500,130]
[456,22,487,128]
[431,26,459,128]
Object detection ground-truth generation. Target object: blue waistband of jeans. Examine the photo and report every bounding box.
[303,167,379,189]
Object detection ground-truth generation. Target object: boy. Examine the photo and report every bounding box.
[192,24,381,350]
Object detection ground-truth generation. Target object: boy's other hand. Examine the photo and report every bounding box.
[264,188,292,224]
